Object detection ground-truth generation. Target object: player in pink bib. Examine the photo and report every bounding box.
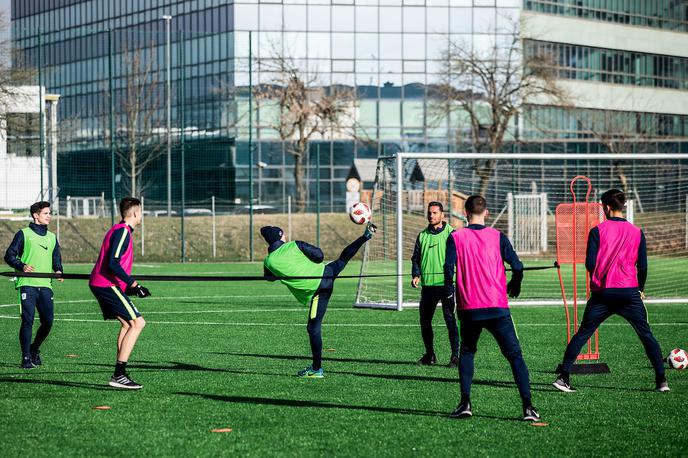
[89,197,151,390]
[553,189,668,393]
[444,195,540,422]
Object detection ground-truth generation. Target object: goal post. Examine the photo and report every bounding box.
[354,152,688,311]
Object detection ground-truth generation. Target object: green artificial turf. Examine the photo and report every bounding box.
[0,262,686,457]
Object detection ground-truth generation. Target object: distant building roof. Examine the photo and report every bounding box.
[410,159,456,182]
[347,158,378,183]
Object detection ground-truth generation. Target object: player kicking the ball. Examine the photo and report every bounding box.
[553,189,668,393]
[444,195,540,421]
[262,222,376,378]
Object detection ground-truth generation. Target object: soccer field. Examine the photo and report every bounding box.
[0,262,686,457]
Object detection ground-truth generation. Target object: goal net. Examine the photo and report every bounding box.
[355,152,688,310]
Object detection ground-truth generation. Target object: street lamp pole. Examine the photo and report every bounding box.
[163,15,172,216]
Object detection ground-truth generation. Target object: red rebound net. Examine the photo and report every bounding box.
[555,176,605,361]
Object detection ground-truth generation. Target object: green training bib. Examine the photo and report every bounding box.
[418,223,453,287]
[16,227,57,289]
[264,241,325,306]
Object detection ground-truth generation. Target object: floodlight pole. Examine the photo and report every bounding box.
[179,30,186,262]
[108,29,116,225]
[37,29,44,200]
[163,15,172,217]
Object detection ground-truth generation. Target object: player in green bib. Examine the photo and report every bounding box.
[262,222,376,378]
[4,201,63,369]
[411,201,459,367]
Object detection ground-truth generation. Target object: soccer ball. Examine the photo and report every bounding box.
[666,348,688,369]
[349,202,372,225]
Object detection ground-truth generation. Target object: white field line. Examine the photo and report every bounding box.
[0,315,686,327]
[3,296,686,309]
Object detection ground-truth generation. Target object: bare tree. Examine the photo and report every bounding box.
[104,39,164,197]
[429,22,569,196]
[0,14,37,125]
[252,51,357,212]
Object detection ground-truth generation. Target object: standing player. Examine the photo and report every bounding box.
[444,195,540,421]
[89,197,151,390]
[4,201,63,369]
[553,189,668,393]
[411,201,459,367]
[262,222,376,378]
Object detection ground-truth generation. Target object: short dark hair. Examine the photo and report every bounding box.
[465,195,487,216]
[119,197,141,217]
[601,189,625,211]
[30,201,50,219]
[427,201,444,212]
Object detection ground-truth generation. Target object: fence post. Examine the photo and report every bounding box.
[179,30,186,263]
[55,197,60,244]
[288,195,292,241]
[212,195,216,258]
[66,195,71,218]
[316,143,321,247]
[248,30,254,262]
[447,158,452,226]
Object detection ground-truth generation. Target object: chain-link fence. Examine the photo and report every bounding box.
[2,23,688,263]
[1,26,368,262]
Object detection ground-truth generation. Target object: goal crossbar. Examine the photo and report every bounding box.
[356,152,688,311]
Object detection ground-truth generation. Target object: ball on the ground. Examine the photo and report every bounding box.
[666,348,688,369]
[349,202,371,225]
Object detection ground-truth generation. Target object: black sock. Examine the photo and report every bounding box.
[656,373,666,384]
[522,397,532,408]
[114,360,127,377]
[460,393,470,405]
[560,371,570,383]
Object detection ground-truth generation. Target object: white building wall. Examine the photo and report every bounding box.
[522,11,688,59]
[0,86,48,210]
[522,11,688,117]
[529,80,688,116]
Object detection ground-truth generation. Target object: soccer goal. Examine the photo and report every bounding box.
[354,152,688,311]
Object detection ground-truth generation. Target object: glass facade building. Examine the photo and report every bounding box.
[9,0,688,211]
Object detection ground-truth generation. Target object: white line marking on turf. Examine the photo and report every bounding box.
[0,315,686,327]
[2,299,686,309]
[56,309,312,316]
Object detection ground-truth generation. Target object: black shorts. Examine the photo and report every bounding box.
[89,285,141,321]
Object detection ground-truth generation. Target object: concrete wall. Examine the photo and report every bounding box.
[0,86,48,209]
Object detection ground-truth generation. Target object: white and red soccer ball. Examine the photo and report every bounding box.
[349,202,372,225]
[666,348,688,369]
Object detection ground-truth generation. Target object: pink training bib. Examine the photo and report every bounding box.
[452,227,508,311]
[591,219,641,291]
[89,223,134,291]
